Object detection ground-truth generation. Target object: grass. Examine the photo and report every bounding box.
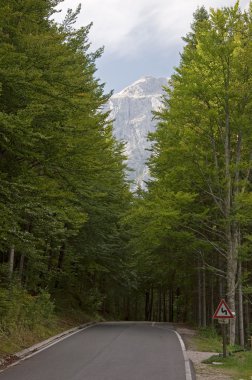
[0,318,70,357]
[0,324,59,356]
[190,326,223,352]
[191,327,252,379]
[203,352,252,380]
[0,311,95,359]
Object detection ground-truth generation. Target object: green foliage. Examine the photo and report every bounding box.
[199,327,220,340]
[191,327,222,352]
[203,351,252,379]
[122,1,252,330]
[0,286,55,334]
[1,0,251,354]
[0,0,132,338]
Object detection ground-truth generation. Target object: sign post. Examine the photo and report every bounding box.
[212,299,234,358]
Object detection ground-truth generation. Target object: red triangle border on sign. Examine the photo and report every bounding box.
[213,299,234,319]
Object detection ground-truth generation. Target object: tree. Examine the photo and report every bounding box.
[0,0,132,331]
[148,2,252,344]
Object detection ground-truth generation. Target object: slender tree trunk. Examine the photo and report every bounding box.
[149,287,154,321]
[218,254,225,298]
[244,262,250,345]
[54,243,66,289]
[126,296,130,321]
[48,247,53,271]
[145,291,150,321]
[198,262,202,327]
[19,253,25,281]
[19,223,31,283]
[158,287,162,322]
[227,226,239,344]
[58,243,65,270]
[211,275,215,328]
[202,266,207,328]
[163,289,167,322]
[224,78,238,344]
[134,297,138,320]
[9,246,15,279]
[245,296,250,345]
[169,288,174,322]
[238,261,244,347]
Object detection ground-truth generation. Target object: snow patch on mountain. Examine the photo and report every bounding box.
[107,76,167,188]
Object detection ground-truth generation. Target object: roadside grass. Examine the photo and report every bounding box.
[191,327,252,379]
[0,324,60,356]
[0,311,95,358]
[0,317,70,357]
[191,326,223,352]
[203,352,252,380]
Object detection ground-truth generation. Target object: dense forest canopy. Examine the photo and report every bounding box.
[0,0,251,350]
[130,1,252,345]
[0,0,132,335]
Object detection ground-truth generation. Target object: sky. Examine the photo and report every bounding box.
[55,0,250,93]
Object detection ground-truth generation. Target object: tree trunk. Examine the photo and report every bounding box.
[211,275,215,328]
[158,287,162,322]
[9,246,15,279]
[145,288,154,321]
[245,296,250,345]
[198,262,202,327]
[19,253,25,282]
[58,243,65,270]
[163,289,167,322]
[169,288,174,322]
[134,297,138,320]
[238,261,244,347]
[149,287,153,321]
[145,291,150,321]
[47,247,53,271]
[126,296,130,321]
[227,226,238,345]
[224,80,238,345]
[202,266,207,328]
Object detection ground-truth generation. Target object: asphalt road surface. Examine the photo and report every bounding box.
[0,322,194,380]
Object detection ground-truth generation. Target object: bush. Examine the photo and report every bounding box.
[0,285,55,334]
[198,326,220,339]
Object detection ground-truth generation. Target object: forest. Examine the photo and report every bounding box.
[0,0,251,353]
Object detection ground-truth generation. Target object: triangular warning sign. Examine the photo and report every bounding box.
[213,299,234,319]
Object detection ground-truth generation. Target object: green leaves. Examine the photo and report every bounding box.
[124,2,252,325]
[0,0,131,321]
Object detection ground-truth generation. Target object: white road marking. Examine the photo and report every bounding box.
[0,324,94,373]
[174,331,193,380]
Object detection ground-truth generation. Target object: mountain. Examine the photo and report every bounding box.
[107,76,167,188]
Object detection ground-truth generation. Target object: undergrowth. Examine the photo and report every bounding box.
[203,352,252,380]
[192,327,252,379]
[0,284,95,358]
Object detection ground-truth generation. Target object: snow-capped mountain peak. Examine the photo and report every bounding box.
[116,76,167,98]
[107,76,167,188]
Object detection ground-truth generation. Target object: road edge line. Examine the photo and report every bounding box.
[0,322,96,372]
[173,330,193,380]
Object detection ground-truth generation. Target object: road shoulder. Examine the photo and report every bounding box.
[175,326,233,380]
[0,322,95,372]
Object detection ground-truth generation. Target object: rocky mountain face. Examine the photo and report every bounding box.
[107,76,167,188]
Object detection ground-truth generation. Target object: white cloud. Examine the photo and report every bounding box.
[55,0,250,57]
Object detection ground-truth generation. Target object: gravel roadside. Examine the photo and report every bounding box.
[176,326,233,380]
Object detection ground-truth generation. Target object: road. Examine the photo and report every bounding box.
[0,322,194,380]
